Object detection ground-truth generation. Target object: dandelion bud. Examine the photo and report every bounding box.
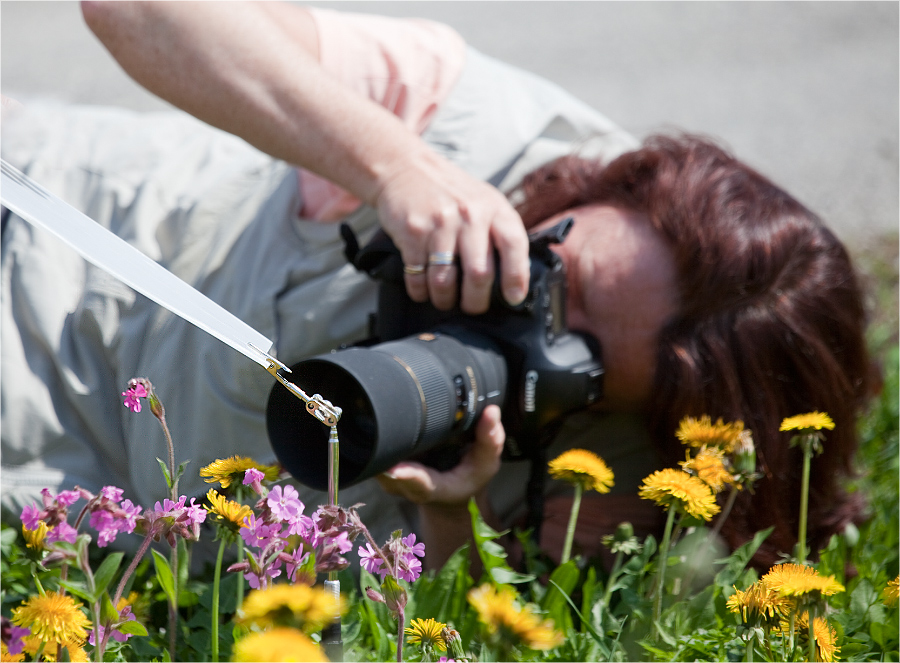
[442,627,467,661]
[733,430,757,476]
[613,521,634,542]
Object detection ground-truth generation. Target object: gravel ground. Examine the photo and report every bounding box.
[2,0,897,245]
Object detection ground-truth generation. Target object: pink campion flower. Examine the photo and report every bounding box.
[266,484,304,522]
[122,383,148,413]
[397,556,423,583]
[243,467,265,495]
[46,521,78,545]
[240,513,283,549]
[285,547,311,583]
[331,531,353,555]
[99,486,124,502]
[359,542,387,577]
[20,503,42,531]
[144,495,207,545]
[89,497,141,548]
[51,489,82,508]
[286,513,317,543]
[402,533,425,559]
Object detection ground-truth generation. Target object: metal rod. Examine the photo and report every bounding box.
[321,427,343,660]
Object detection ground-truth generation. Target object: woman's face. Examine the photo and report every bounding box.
[534,204,679,412]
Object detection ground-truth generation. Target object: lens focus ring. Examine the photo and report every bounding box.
[375,339,457,447]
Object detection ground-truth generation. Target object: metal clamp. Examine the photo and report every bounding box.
[248,343,342,426]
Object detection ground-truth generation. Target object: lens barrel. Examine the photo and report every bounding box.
[266,331,506,490]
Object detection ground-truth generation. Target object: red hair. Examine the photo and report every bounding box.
[513,133,874,568]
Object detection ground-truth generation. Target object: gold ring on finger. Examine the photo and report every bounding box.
[403,263,427,276]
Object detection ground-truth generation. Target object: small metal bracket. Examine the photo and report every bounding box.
[248,343,342,426]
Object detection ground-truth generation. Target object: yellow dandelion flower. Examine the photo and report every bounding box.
[468,584,564,651]
[548,449,615,493]
[676,415,745,453]
[405,618,448,650]
[20,636,89,662]
[726,581,794,627]
[199,456,279,489]
[779,412,835,432]
[232,627,327,662]
[680,447,737,493]
[638,468,721,521]
[237,583,344,634]
[882,576,899,607]
[11,592,91,646]
[22,521,48,551]
[761,563,844,600]
[205,489,252,530]
[778,612,840,662]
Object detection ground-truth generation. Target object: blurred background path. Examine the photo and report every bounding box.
[2,1,897,245]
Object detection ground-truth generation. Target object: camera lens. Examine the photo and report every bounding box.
[266,331,506,490]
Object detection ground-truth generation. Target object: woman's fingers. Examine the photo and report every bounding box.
[376,405,505,505]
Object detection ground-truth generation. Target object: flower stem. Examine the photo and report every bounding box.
[211,538,227,662]
[807,605,817,663]
[798,440,813,564]
[560,483,583,565]
[396,605,405,663]
[653,506,679,623]
[114,534,153,606]
[601,550,624,609]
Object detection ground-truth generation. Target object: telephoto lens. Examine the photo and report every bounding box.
[266,329,507,491]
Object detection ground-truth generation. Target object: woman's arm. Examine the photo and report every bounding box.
[80,1,529,314]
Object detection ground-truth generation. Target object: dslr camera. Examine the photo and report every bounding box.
[266,216,604,491]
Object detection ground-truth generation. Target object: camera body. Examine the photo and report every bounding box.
[265,217,604,491]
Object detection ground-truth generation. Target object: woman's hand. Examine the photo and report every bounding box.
[375,153,530,315]
[376,404,505,506]
[377,404,506,570]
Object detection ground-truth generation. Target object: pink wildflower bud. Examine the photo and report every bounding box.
[227,561,251,574]
[365,587,386,604]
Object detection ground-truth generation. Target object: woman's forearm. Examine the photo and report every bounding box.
[80,1,430,206]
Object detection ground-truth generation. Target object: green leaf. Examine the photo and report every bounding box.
[119,619,149,637]
[157,458,173,490]
[468,498,534,586]
[541,559,580,631]
[173,460,191,486]
[152,548,176,606]
[714,527,772,588]
[410,544,471,625]
[100,593,118,624]
[93,551,124,598]
[58,579,93,603]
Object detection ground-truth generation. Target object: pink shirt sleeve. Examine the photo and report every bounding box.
[298,7,467,221]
